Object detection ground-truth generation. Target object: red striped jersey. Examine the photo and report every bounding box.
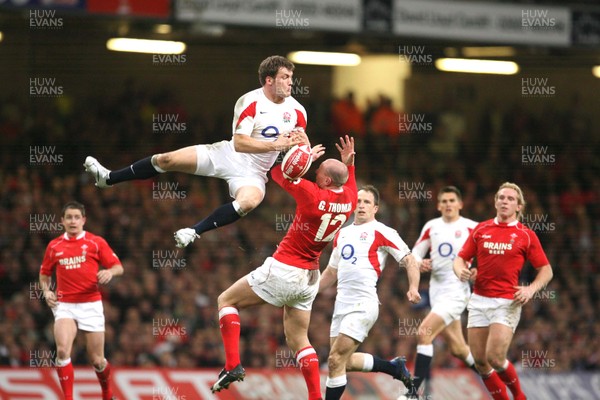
[40,231,121,303]
[328,219,411,303]
[271,165,357,270]
[233,88,307,176]
[458,218,550,299]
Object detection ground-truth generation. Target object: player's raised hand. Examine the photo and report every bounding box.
[335,135,355,166]
[310,144,325,162]
[274,130,304,151]
[290,127,310,146]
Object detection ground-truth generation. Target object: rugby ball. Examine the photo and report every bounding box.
[282,144,312,180]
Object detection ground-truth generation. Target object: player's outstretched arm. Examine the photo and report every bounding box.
[335,135,355,166]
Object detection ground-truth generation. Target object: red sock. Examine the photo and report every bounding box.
[296,346,322,400]
[497,361,526,400]
[219,306,241,370]
[481,370,510,400]
[56,360,74,400]
[95,360,113,400]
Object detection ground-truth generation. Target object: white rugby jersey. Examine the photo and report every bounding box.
[412,216,477,292]
[232,88,307,176]
[329,220,411,304]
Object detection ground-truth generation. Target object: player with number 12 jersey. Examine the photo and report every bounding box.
[271,158,357,270]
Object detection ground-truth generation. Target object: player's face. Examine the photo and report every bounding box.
[272,67,293,99]
[495,188,522,222]
[437,192,462,222]
[61,208,86,237]
[354,190,378,225]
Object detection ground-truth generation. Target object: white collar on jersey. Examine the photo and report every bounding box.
[493,217,519,226]
[63,231,86,240]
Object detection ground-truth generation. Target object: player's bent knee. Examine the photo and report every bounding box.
[328,352,343,372]
[487,355,506,370]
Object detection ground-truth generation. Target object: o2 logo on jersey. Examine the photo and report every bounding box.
[438,242,455,259]
[341,244,357,265]
[261,126,279,138]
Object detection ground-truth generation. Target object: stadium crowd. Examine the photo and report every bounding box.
[0,84,598,375]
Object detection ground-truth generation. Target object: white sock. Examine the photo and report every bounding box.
[465,352,475,367]
[56,357,71,367]
[326,375,347,388]
[362,353,374,372]
[416,344,434,357]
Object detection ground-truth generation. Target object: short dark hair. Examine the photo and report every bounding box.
[359,185,380,205]
[62,201,86,217]
[438,186,462,201]
[258,55,295,86]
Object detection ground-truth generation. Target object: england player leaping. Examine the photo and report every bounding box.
[211,136,357,400]
[84,55,308,248]
[406,186,478,398]
[318,185,421,400]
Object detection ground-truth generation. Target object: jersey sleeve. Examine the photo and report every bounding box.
[270,164,319,200]
[96,237,121,269]
[526,230,550,268]
[345,165,357,198]
[412,221,432,262]
[232,92,257,136]
[458,223,480,261]
[40,243,56,276]
[379,228,411,264]
[295,103,307,130]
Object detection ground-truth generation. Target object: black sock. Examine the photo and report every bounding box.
[409,353,432,395]
[372,356,397,376]
[192,203,243,235]
[469,363,479,374]
[107,156,159,185]
[325,385,345,400]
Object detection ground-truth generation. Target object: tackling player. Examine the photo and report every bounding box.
[407,186,477,397]
[318,185,420,400]
[454,182,553,400]
[84,55,308,248]
[39,201,123,400]
[211,136,357,400]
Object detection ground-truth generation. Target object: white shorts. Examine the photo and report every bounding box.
[330,300,379,343]
[467,293,522,332]
[195,141,267,198]
[52,300,105,332]
[429,284,470,325]
[247,257,319,311]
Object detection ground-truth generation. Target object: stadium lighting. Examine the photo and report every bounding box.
[435,58,519,75]
[106,38,186,54]
[288,51,361,66]
[0,31,3,43]
[153,24,172,34]
[593,66,600,78]
[461,46,516,58]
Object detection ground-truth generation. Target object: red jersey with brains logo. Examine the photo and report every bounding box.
[40,231,121,303]
[458,218,549,300]
[271,165,357,270]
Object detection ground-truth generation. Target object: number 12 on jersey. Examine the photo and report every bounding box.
[315,213,347,242]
